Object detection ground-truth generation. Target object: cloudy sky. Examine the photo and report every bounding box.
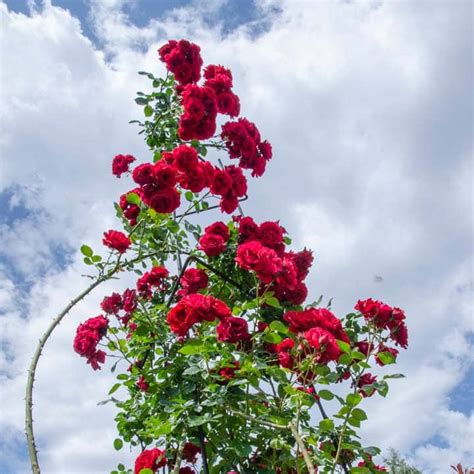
[0,0,472,472]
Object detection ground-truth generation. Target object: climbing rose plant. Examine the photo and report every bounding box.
[72,40,408,474]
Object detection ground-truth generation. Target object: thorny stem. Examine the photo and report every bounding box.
[25,251,161,473]
[198,426,210,474]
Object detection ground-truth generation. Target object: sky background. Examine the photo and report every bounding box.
[0,0,472,473]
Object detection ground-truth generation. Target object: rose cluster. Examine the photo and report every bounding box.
[158,39,272,176]
[100,288,137,326]
[221,118,272,177]
[167,293,250,344]
[355,298,408,348]
[73,315,108,370]
[235,217,313,305]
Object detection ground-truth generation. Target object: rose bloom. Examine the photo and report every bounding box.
[145,187,181,214]
[100,293,122,314]
[122,288,137,313]
[112,154,135,177]
[178,268,208,296]
[258,221,284,248]
[102,230,131,254]
[357,373,377,398]
[216,317,250,343]
[134,447,167,474]
[304,327,341,364]
[199,233,227,257]
[182,442,201,463]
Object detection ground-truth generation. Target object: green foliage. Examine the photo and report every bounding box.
[384,448,422,474]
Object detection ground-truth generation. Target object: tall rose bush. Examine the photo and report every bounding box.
[68,40,409,474]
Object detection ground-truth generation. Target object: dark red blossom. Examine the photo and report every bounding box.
[357,373,377,397]
[112,154,135,177]
[182,442,201,463]
[103,230,131,254]
[122,288,137,313]
[216,317,250,343]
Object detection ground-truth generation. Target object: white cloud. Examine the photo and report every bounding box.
[0,0,472,472]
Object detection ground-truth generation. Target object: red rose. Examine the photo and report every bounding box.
[259,221,284,248]
[237,216,260,243]
[220,196,239,214]
[100,293,122,314]
[304,327,341,364]
[375,345,399,366]
[182,442,201,463]
[199,233,227,257]
[274,281,308,305]
[355,298,393,328]
[158,39,202,85]
[103,230,131,254]
[73,330,99,358]
[87,349,106,371]
[153,162,177,188]
[216,317,250,343]
[276,258,298,291]
[167,300,197,336]
[218,361,240,381]
[134,447,167,474]
[210,169,233,196]
[132,163,155,185]
[178,268,208,296]
[112,154,135,177]
[275,338,295,353]
[173,144,199,171]
[205,221,230,241]
[236,241,282,283]
[122,288,137,313]
[144,187,180,214]
[286,248,314,280]
[357,373,377,398]
[136,375,149,392]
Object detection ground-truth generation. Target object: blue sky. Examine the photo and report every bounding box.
[0,0,472,473]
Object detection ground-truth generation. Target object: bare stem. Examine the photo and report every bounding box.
[288,422,315,474]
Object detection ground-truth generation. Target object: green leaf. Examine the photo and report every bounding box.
[80,245,93,257]
[179,344,204,355]
[185,191,194,202]
[318,389,334,401]
[113,438,123,451]
[91,255,102,263]
[265,296,281,309]
[351,408,367,421]
[338,353,352,365]
[347,417,360,427]
[126,192,141,205]
[139,469,154,474]
[108,383,121,395]
[144,104,153,117]
[346,393,362,407]
[318,418,334,431]
[269,320,288,334]
[383,373,405,379]
[337,340,351,354]
[183,366,202,376]
[83,257,93,265]
[135,97,149,105]
[377,351,396,365]
[263,332,282,344]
